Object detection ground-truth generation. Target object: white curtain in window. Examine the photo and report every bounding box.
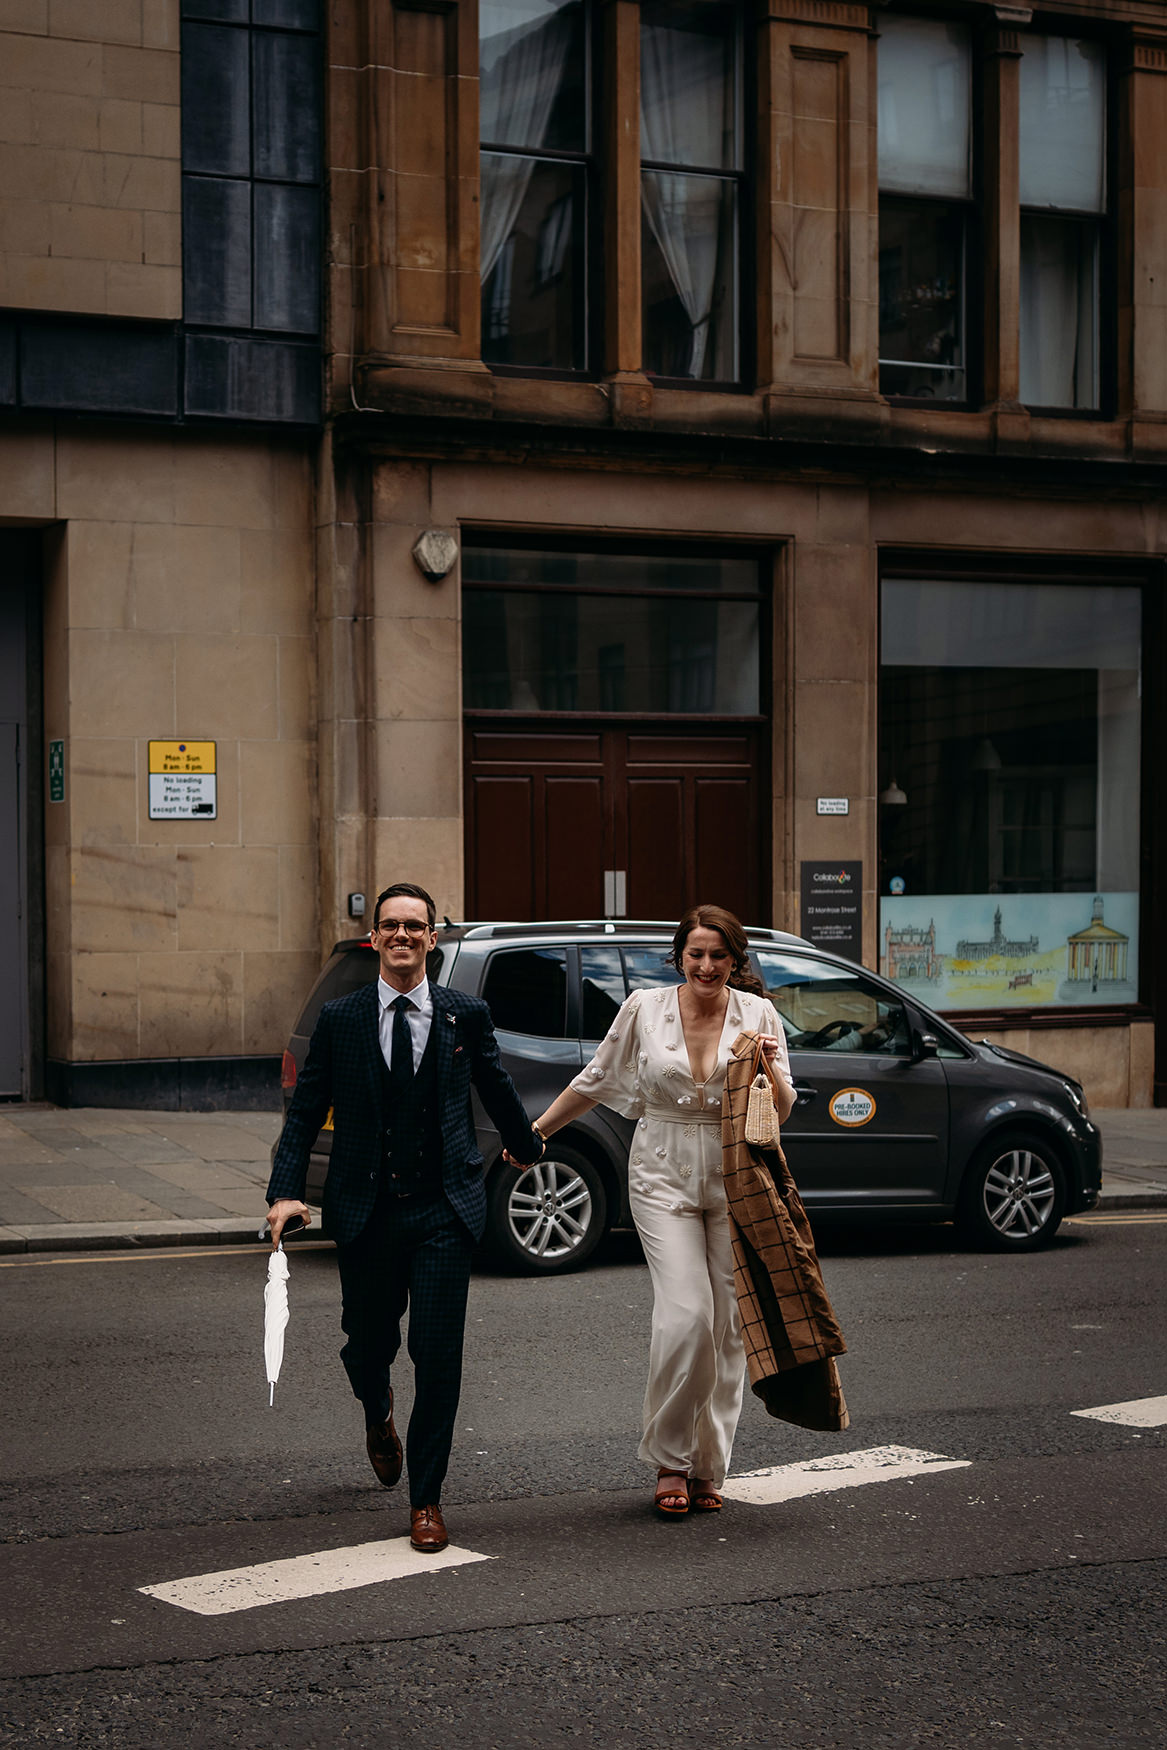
[640,7,733,170]
[479,6,573,282]
[640,14,732,377]
[641,172,724,377]
[877,14,971,198]
[1020,36,1105,213]
[1019,215,1097,408]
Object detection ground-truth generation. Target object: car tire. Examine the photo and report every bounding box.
[486,1141,608,1275]
[956,1128,1067,1251]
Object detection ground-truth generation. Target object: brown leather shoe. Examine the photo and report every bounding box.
[409,1504,449,1553]
[365,1396,402,1489]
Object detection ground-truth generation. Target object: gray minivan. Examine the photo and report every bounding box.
[276,920,1101,1272]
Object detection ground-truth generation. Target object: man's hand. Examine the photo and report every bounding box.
[502,1140,546,1169]
[266,1198,311,1248]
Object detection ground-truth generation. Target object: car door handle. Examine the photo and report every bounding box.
[792,1081,818,1105]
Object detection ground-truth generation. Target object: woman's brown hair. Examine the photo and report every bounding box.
[668,904,764,996]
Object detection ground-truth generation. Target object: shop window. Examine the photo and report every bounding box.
[479,0,591,371]
[462,547,761,714]
[640,0,743,383]
[879,577,1141,1012]
[482,948,568,1037]
[1019,36,1106,411]
[877,15,972,402]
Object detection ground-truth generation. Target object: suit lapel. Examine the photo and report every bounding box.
[429,982,457,1091]
[356,980,384,1117]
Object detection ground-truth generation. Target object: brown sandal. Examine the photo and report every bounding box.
[688,1478,723,1512]
[654,1469,690,1516]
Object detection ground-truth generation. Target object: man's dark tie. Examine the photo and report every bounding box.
[390,996,414,1097]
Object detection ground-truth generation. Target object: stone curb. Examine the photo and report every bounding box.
[1,1188,1163,1254]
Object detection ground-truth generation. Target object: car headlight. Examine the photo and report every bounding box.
[1065,1081,1090,1121]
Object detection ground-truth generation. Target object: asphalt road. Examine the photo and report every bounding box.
[1,1213,1164,1748]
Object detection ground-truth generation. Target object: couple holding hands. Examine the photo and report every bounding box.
[267,885,847,1554]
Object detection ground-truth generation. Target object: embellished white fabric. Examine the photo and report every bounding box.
[570,984,794,1484]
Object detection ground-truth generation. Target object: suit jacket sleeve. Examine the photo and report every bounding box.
[265,1006,335,1205]
[468,1002,542,1164]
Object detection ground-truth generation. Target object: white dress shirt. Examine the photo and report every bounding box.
[377,974,433,1072]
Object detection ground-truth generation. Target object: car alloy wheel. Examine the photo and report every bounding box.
[958,1129,1066,1251]
[487,1143,608,1274]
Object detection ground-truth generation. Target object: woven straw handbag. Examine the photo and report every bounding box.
[744,1037,780,1148]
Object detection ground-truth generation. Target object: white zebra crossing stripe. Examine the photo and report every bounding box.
[140,1537,493,1616]
[144,1447,977,1615]
[721,1444,971,1505]
[1071,1395,1167,1428]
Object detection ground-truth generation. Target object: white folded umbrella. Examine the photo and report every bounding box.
[263,1244,291,1407]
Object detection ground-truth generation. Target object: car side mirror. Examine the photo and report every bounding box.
[912,1030,939,1062]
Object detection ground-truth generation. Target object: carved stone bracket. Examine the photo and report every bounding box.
[1130,31,1167,77]
[985,27,1024,60]
[766,2,873,34]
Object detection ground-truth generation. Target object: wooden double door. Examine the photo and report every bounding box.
[465,722,766,923]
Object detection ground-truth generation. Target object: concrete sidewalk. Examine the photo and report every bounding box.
[0,1104,1164,1254]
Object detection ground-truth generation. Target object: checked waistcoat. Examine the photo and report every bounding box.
[379,1021,442,1194]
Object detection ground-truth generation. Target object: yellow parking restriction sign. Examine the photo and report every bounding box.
[148,740,217,820]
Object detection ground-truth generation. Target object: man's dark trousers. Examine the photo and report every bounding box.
[266,976,542,1508]
[336,1185,475,1509]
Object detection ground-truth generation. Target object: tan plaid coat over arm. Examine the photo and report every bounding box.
[720,1031,849,1432]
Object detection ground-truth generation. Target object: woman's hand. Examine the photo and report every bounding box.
[758,1034,781,1062]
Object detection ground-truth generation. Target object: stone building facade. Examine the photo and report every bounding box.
[2,0,1164,1110]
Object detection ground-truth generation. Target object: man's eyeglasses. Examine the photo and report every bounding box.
[375,917,431,937]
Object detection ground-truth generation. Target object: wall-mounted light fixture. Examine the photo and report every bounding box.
[970,736,1002,773]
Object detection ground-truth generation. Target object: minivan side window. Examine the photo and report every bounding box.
[580,946,625,1038]
[754,952,910,1056]
[624,946,683,993]
[482,947,568,1038]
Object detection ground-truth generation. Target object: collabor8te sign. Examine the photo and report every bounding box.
[800,861,862,961]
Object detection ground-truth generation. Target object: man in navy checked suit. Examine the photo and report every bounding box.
[266,881,543,1553]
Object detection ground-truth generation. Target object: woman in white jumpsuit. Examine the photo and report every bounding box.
[524,905,793,1516]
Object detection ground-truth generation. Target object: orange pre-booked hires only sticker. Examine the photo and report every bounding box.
[828,1088,877,1127]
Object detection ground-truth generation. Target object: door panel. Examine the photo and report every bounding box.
[780,1051,950,1208]
[545,777,605,916]
[465,723,765,922]
[694,776,755,913]
[754,945,949,1208]
[472,775,535,918]
[0,724,22,1095]
[626,778,685,918]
